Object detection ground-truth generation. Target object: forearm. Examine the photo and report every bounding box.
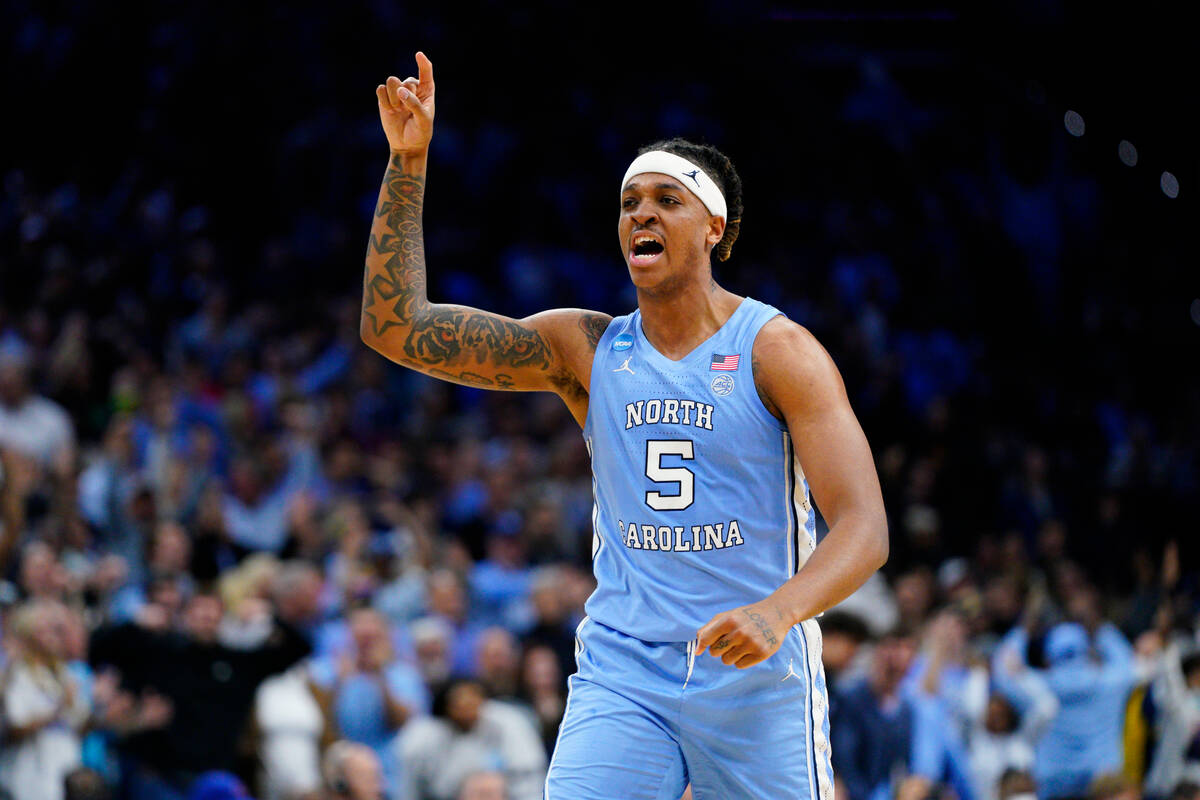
[359,151,566,391]
[770,509,887,626]
[361,151,430,343]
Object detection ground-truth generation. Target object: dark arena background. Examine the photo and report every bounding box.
[1,3,1197,800]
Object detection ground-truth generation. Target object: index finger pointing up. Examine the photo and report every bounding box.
[416,51,434,89]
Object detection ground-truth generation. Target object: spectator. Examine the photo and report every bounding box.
[423,570,484,676]
[17,540,69,601]
[394,679,546,800]
[516,645,564,755]
[322,741,383,800]
[87,588,311,796]
[1144,642,1200,798]
[832,627,972,800]
[0,600,90,800]
[410,617,454,700]
[519,568,575,686]
[309,608,426,757]
[0,350,75,468]
[255,663,330,800]
[467,528,532,630]
[820,611,872,714]
[474,628,521,702]
[964,687,1056,800]
[996,620,1137,798]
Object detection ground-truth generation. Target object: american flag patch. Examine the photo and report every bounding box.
[710,353,740,371]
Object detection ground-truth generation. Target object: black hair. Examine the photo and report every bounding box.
[819,611,870,642]
[637,137,743,263]
[64,769,111,800]
[1181,650,1200,679]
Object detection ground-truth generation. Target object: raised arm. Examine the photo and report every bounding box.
[361,53,610,425]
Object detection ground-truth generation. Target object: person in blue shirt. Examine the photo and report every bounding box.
[834,626,977,800]
[359,53,889,799]
[994,620,1136,798]
[309,607,429,753]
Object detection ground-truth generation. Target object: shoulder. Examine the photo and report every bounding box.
[524,308,617,406]
[525,308,614,353]
[751,316,843,418]
[26,395,71,425]
[752,316,831,373]
[398,716,449,753]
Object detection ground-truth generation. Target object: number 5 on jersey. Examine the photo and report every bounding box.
[645,440,695,511]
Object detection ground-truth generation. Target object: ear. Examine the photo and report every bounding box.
[706,216,726,247]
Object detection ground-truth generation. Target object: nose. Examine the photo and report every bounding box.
[629,200,658,227]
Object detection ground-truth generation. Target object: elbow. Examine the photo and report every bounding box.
[359,319,380,352]
[871,513,890,571]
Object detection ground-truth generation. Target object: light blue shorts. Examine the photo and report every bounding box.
[544,616,835,800]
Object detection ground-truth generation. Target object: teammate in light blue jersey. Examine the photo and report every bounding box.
[362,53,889,800]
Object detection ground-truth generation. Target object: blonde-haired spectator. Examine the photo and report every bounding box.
[0,600,90,800]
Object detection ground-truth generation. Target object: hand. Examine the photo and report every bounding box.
[100,690,137,728]
[1162,540,1180,589]
[136,691,174,730]
[376,52,435,156]
[697,598,792,669]
[134,603,169,631]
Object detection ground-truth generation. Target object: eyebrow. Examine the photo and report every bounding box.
[622,181,686,193]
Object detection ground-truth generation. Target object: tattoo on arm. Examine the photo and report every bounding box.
[742,609,778,646]
[405,310,550,369]
[578,313,610,351]
[363,155,555,383]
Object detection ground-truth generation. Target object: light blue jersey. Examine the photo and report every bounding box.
[582,296,818,642]
[548,296,835,800]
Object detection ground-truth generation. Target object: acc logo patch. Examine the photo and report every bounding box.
[612,333,634,351]
[710,374,735,396]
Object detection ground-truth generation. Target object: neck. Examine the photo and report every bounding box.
[636,274,741,360]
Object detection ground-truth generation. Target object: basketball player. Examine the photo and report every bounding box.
[363,53,889,800]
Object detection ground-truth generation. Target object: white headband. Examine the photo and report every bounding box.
[621,151,727,221]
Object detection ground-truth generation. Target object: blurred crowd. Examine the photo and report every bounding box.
[3,3,1198,800]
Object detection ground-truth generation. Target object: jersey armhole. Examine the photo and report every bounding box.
[749,313,789,431]
[581,315,624,438]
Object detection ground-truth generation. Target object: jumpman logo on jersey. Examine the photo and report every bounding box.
[612,356,636,375]
[682,169,701,186]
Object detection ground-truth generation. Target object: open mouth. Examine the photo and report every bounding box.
[630,233,665,265]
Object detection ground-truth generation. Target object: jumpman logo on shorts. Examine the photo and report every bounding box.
[781,658,802,683]
[613,356,636,375]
